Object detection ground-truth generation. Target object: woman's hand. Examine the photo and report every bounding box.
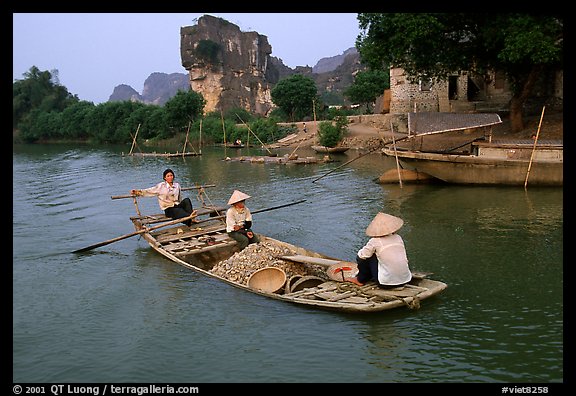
[131,189,141,196]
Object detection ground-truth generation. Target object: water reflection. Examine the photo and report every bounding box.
[13,144,563,383]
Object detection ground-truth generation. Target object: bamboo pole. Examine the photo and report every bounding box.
[312,99,318,145]
[235,114,273,155]
[390,121,403,188]
[524,106,546,189]
[221,110,227,158]
[312,135,410,183]
[110,185,216,200]
[128,124,141,155]
[199,119,203,155]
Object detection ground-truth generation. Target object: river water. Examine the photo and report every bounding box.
[12,143,563,384]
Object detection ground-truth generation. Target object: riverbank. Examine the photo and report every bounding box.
[276,111,563,151]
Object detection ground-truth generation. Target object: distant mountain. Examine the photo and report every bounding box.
[108,72,189,105]
[108,48,360,107]
[313,47,358,74]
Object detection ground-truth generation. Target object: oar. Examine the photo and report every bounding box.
[72,199,306,253]
[72,212,200,253]
[311,135,410,183]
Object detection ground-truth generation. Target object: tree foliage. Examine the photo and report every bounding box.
[270,74,318,122]
[318,116,349,147]
[356,13,563,131]
[344,69,390,113]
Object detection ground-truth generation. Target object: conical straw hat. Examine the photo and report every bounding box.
[227,190,251,205]
[365,212,404,237]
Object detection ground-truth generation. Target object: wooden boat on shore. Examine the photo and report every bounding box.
[381,112,563,186]
[383,139,563,186]
[128,201,447,313]
[311,145,350,154]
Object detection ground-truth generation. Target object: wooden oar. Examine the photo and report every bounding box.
[72,199,307,253]
[311,135,410,183]
[72,212,201,253]
[110,184,215,200]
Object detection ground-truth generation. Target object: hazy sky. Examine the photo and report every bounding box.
[13,13,361,104]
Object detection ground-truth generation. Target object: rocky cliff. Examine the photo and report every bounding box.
[109,15,364,112]
[180,15,279,115]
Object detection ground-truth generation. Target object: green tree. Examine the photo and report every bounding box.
[356,13,563,132]
[270,74,318,122]
[164,90,206,136]
[13,66,78,129]
[318,116,349,147]
[344,69,390,113]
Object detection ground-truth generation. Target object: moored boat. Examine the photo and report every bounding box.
[381,112,563,186]
[382,139,563,186]
[311,145,350,154]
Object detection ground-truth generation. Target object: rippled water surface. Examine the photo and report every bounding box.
[13,144,563,383]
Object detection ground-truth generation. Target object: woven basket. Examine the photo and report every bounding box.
[326,262,359,282]
[290,276,326,293]
[247,267,286,293]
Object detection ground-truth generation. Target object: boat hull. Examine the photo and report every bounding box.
[311,145,350,153]
[383,141,563,186]
[135,222,446,312]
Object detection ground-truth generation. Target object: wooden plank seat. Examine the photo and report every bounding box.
[153,223,227,243]
[172,238,238,258]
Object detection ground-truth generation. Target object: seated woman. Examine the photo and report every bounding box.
[130,168,197,226]
[346,212,412,288]
[225,190,260,250]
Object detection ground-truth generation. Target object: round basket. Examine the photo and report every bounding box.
[285,275,302,294]
[290,276,326,293]
[247,267,286,293]
[326,262,359,282]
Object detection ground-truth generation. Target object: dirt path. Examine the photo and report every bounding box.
[276,111,562,150]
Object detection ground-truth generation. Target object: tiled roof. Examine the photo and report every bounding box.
[408,112,502,135]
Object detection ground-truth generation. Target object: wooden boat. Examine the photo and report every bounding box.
[217,143,246,148]
[382,139,563,186]
[381,112,563,186]
[129,204,447,313]
[311,145,350,154]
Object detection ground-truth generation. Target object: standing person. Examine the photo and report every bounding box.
[303,123,307,133]
[226,190,260,250]
[346,212,412,287]
[130,168,197,226]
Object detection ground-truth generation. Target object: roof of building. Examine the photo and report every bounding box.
[408,112,502,135]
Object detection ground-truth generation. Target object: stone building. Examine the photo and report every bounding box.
[387,66,563,115]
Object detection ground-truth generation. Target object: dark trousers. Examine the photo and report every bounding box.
[165,198,193,226]
[228,230,260,250]
[356,254,408,288]
[356,254,379,284]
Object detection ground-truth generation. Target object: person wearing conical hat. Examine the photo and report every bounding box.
[226,190,260,250]
[346,212,412,287]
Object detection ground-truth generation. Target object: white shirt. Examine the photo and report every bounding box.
[140,181,181,211]
[226,206,253,233]
[357,233,412,285]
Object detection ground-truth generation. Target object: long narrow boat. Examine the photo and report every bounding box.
[382,139,563,186]
[381,112,563,186]
[129,200,447,313]
[311,145,350,154]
